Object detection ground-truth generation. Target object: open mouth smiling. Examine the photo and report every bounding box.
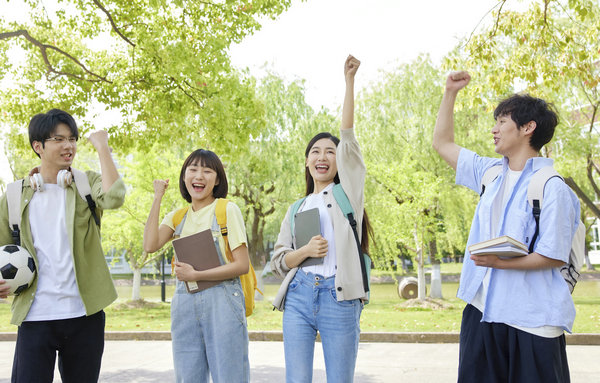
[315,164,329,173]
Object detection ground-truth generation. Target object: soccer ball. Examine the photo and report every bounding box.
[0,245,36,296]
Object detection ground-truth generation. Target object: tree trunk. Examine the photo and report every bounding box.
[249,211,263,267]
[429,239,442,298]
[565,177,600,219]
[430,263,442,298]
[585,244,596,270]
[132,268,142,301]
[256,217,265,266]
[414,227,426,300]
[585,254,595,270]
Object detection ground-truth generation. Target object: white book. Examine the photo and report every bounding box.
[468,235,528,257]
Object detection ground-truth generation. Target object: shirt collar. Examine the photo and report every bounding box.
[502,155,554,173]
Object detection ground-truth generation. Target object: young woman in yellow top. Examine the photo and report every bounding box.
[143,149,250,383]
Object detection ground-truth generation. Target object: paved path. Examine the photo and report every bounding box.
[1,340,599,382]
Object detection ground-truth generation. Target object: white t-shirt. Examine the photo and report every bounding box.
[471,168,562,338]
[25,184,86,321]
[299,183,337,277]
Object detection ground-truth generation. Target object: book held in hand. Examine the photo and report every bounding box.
[294,208,323,267]
[468,235,529,257]
[171,229,223,293]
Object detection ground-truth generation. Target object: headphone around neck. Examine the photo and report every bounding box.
[29,168,73,192]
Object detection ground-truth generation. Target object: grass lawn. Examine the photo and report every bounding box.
[0,281,598,333]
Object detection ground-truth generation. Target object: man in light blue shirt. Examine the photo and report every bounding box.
[433,71,579,383]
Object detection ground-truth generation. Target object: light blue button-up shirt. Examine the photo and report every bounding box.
[456,148,579,332]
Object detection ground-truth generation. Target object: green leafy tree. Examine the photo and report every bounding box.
[357,56,485,298]
[101,143,186,300]
[0,0,294,290]
[0,0,291,154]
[227,73,337,267]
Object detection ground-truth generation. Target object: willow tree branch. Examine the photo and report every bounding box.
[92,0,136,47]
[371,175,411,206]
[489,0,507,38]
[0,30,111,83]
[169,77,201,107]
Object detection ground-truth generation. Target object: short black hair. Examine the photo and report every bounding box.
[493,94,558,151]
[28,109,79,157]
[179,149,228,203]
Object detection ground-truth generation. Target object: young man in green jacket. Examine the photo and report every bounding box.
[0,109,126,382]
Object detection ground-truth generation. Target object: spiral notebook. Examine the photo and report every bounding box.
[171,229,223,293]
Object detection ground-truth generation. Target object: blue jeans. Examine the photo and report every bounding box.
[171,279,249,383]
[283,271,362,383]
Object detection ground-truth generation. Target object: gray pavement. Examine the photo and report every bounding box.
[1,340,599,382]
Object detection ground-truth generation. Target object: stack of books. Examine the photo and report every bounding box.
[468,235,528,257]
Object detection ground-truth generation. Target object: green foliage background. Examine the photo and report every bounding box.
[1,0,600,278]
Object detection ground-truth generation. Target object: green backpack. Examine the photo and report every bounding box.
[289,184,371,295]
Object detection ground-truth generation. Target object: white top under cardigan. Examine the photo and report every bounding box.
[271,128,367,302]
[298,182,337,277]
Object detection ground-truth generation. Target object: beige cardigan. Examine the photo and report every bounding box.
[271,128,366,310]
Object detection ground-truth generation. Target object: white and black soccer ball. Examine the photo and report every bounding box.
[0,245,36,296]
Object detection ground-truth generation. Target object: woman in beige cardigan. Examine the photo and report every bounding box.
[270,55,372,383]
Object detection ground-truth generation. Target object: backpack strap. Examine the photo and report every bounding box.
[332,183,369,293]
[172,206,190,237]
[6,180,24,246]
[527,166,562,253]
[480,165,502,196]
[215,199,233,262]
[289,196,308,246]
[71,168,100,227]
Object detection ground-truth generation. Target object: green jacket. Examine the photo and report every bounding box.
[0,171,126,325]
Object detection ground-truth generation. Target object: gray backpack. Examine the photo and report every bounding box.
[481,165,585,293]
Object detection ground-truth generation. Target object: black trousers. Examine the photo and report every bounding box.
[12,310,105,383]
[458,304,570,383]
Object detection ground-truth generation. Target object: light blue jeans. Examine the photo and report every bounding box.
[283,270,363,383]
[171,279,249,383]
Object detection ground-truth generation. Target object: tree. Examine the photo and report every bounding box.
[0,0,292,156]
[101,143,186,300]
[0,0,295,292]
[227,73,337,267]
[356,56,486,299]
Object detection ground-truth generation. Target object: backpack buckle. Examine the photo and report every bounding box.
[348,212,357,229]
[11,224,21,246]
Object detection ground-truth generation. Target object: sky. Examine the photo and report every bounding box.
[0,0,530,184]
[228,0,528,111]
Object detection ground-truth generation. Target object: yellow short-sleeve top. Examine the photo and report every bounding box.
[161,199,247,263]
